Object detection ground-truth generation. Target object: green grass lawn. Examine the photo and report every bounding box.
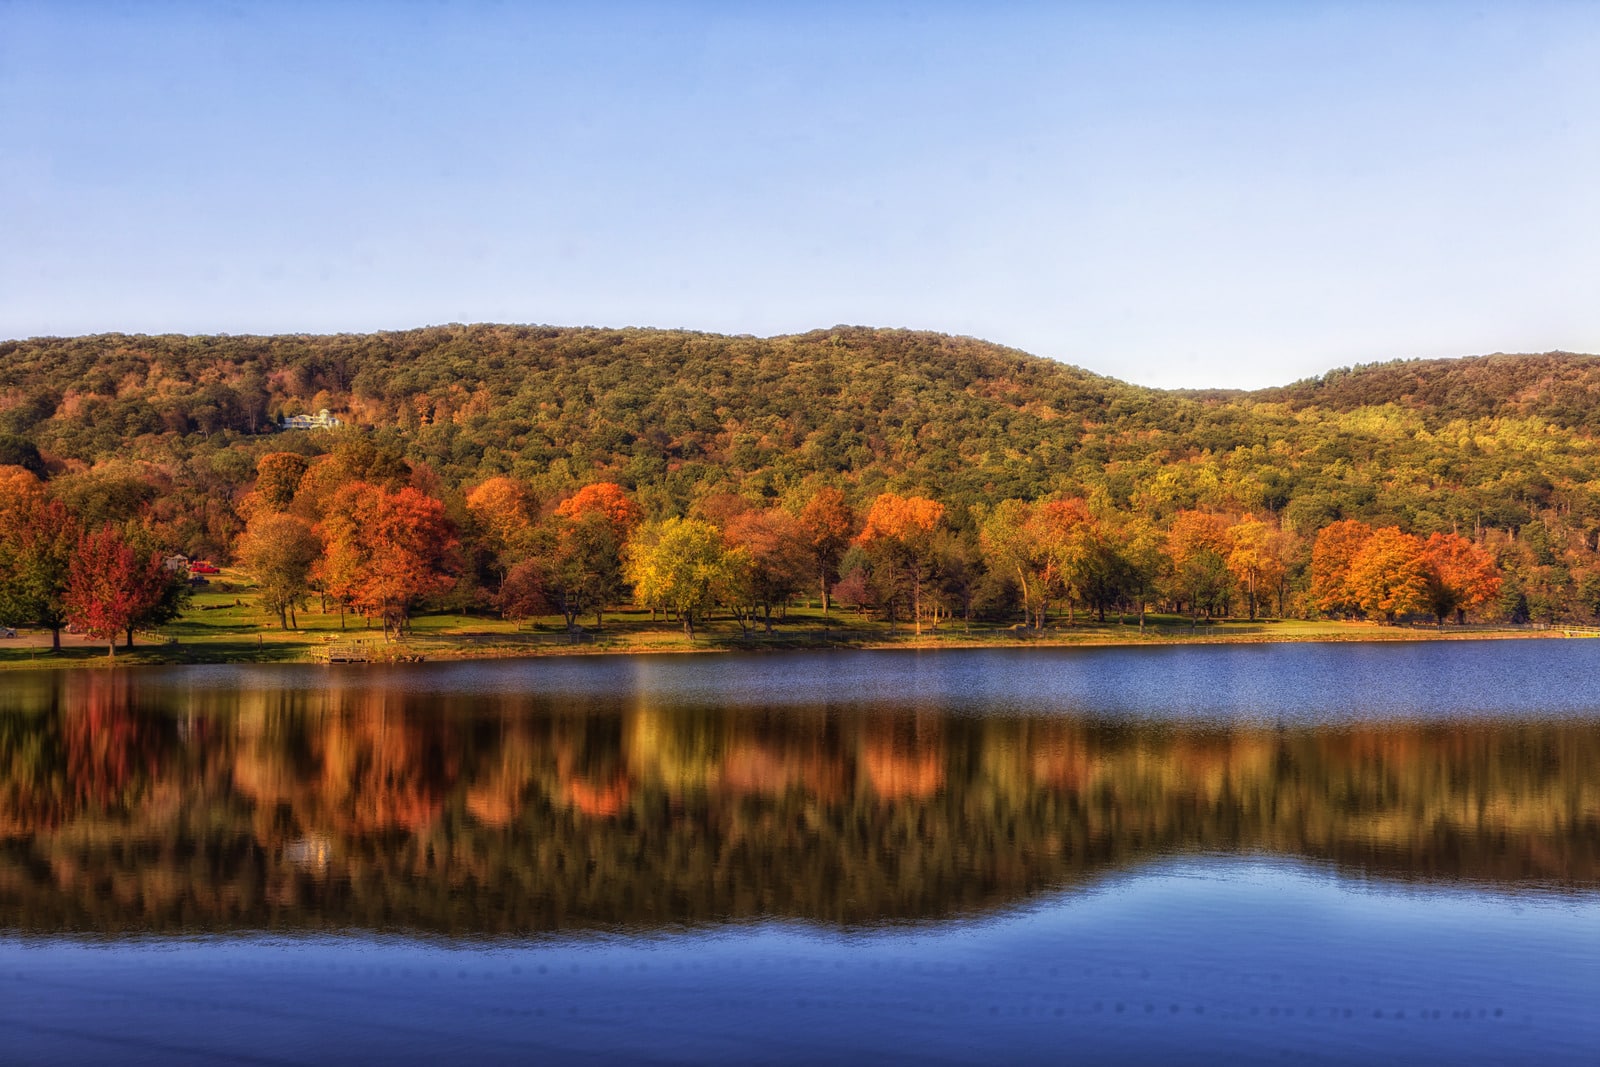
[0,571,1550,671]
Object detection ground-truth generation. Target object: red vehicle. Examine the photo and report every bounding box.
[189,560,221,575]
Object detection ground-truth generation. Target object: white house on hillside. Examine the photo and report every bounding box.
[282,409,343,430]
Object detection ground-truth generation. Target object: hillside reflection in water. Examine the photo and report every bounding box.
[1,652,1597,937]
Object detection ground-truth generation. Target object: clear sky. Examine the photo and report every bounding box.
[3,2,1597,388]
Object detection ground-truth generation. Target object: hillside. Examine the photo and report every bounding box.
[0,325,1176,503]
[3,325,1600,626]
[1258,352,1600,428]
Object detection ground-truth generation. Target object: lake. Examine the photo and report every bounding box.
[1,641,1597,1063]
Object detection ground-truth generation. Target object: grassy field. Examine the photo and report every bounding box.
[0,569,1576,671]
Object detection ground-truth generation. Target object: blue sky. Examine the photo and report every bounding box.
[2,2,1596,388]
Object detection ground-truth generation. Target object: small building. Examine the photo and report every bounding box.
[164,554,190,573]
[282,409,344,430]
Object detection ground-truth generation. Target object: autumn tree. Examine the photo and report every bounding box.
[1421,532,1501,626]
[831,565,876,618]
[236,511,322,629]
[556,483,642,542]
[1310,519,1375,618]
[1347,527,1428,622]
[64,526,167,658]
[723,507,811,632]
[798,486,856,614]
[495,559,549,628]
[1227,514,1288,621]
[1166,511,1233,621]
[1033,499,1096,624]
[316,483,459,639]
[123,523,193,644]
[465,476,537,588]
[254,452,310,510]
[0,465,47,521]
[855,493,946,634]
[624,517,739,638]
[0,474,79,650]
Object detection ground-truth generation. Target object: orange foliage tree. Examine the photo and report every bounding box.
[1167,510,1233,619]
[465,476,536,586]
[1227,514,1288,621]
[856,493,946,634]
[235,511,321,629]
[253,452,310,510]
[1347,527,1428,622]
[798,486,856,614]
[1030,498,1099,626]
[315,483,459,638]
[555,482,642,542]
[1310,519,1375,618]
[1421,532,1501,626]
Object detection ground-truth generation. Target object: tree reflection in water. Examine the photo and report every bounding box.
[0,669,1596,935]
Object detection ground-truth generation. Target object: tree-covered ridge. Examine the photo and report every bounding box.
[0,325,1150,503]
[2,327,1596,522]
[5,325,1600,626]
[1259,352,1600,428]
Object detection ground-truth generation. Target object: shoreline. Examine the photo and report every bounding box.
[0,619,1586,671]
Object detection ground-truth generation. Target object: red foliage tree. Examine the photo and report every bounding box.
[64,526,167,658]
[0,484,80,651]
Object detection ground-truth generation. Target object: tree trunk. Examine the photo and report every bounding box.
[820,574,830,616]
[51,626,61,652]
[125,626,135,650]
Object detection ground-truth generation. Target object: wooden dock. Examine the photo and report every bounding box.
[321,643,370,663]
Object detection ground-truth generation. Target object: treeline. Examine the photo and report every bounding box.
[0,439,1511,643]
[3,325,1600,625]
[0,468,189,655]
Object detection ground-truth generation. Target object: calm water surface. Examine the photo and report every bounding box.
[1,641,1597,1063]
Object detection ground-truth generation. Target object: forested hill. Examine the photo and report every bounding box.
[2,324,1598,543]
[1256,352,1600,427]
[0,325,1160,501]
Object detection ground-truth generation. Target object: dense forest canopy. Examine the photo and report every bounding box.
[3,324,1599,625]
